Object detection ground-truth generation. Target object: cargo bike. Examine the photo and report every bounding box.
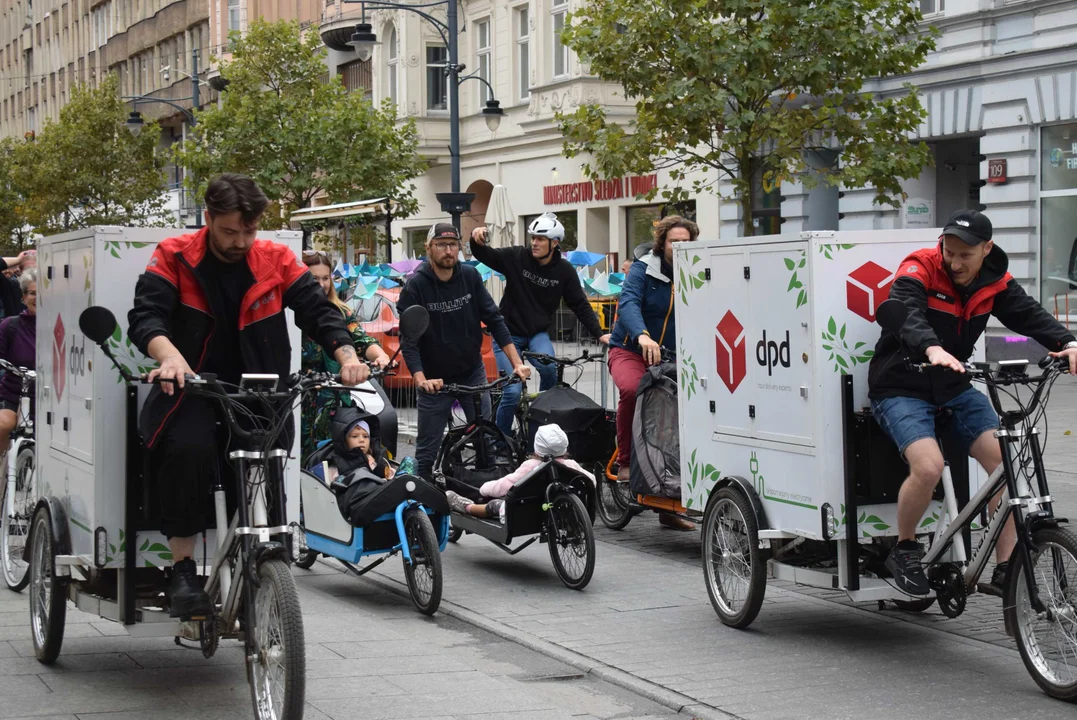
[428,328,597,590]
[675,230,1077,701]
[24,226,315,720]
[294,306,451,615]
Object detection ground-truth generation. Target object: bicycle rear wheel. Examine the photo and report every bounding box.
[248,558,305,720]
[1005,526,1077,701]
[2,446,37,591]
[547,492,595,590]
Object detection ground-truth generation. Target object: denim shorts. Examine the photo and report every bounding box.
[870,387,999,457]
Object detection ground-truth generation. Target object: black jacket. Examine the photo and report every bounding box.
[397,261,512,383]
[0,260,24,317]
[868,243,1076,404]
[128,229,351,447]
[469,241,603,339]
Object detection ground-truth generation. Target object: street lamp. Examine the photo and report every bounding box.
[124,49,205,228]
[340,0,506,230]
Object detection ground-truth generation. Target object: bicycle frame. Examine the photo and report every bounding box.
[917,364,1062,611]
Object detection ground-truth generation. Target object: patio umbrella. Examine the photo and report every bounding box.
[486,184,516,247]
[566,250,605,267]
[390,259,422,275]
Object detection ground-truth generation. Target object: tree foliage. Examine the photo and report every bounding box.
[173,20,426,229]
[559,0,938,235]
[0,137,33,254]
[14,74,172,235]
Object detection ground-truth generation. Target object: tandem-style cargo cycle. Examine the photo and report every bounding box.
[674,229,1077,702]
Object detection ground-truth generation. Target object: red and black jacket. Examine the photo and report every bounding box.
[129,229,351,448]
[868,243,1075,404]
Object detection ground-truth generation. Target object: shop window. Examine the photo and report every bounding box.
[626,201,698,258]
[750,160,783,236]
[522,211,578,252]
[1041,124,1077,322]
[406,226,432,258]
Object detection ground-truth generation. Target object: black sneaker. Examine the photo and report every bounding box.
[885,543,931,596]
[979,561,1009,598]
[168,558,213,619]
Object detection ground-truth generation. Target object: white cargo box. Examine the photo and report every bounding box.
[36,226,303,568]
[674,230,986,540]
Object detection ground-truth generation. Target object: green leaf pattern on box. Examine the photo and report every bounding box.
[105,528,174,567]
[685,448,720,510]
[818,243,856,260]
[679,348,700,401]
[822,316,874,375]
[105,323,158,383]
[677,253,706,307]
[783,251,808,309]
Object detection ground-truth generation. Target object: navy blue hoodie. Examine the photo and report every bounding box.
[398,261,513,383]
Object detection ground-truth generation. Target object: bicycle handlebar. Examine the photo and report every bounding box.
[439,373,520,395]
[521,349,602,366]
[0,358,35,380]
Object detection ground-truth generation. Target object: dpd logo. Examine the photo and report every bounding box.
[53,314,66,401]
[715,311,746,393]
[846,261,895,323]
[756,330,790,376]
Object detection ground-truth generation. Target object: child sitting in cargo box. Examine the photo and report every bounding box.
[445,424,594,523]
[314,407,395,484]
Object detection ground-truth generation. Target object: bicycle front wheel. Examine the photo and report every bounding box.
[248,558,306,720]
[547,492,595,590]
[1005,526,1077,701]
[402,509,443,615]
[2,446,37,591]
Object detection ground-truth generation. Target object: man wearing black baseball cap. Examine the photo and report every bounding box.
[868,209,1077,597]
[398,222,531,479]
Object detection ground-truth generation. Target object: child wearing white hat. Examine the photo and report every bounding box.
[446,423,594,522]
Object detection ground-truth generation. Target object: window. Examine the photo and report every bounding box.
[750,160,783,236]
[386,26,398,107]
[552,0,568,78]
[626,202,697,257]
[228,0,241,33]
[522,211,578,252]
[919,0,943,14]
[426,45,448,111]
[515,6,529,102]
[476,18,491,105]
[340,57,372,97]
[406,227,431,258]
[1041,124,1077,315]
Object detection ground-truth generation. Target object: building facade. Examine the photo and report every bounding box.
[719,0,1077,340]
[0,0,215,226]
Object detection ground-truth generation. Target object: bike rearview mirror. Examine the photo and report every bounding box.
[875,299,908,334]
[399,305,430,340]
[79,306,119,345]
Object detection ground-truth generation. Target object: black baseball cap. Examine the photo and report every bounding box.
[429,223,460,241]
[942,209,992,246]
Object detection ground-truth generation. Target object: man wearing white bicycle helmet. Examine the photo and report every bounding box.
[471,212,610,435]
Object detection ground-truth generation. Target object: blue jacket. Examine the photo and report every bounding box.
[609,253,676,354]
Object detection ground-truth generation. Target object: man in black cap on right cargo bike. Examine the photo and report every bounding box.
[868,209,1077,596]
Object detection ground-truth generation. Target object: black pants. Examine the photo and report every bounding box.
[150,397,230,539]
[149,395,290,539]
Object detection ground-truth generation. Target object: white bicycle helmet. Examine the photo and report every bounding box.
[527,212,565,242]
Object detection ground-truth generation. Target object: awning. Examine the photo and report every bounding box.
[291,197,399,223]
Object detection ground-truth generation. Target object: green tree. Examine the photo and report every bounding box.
[173,19,425,229]
[0,137,33,254]
[15,74,172,235]
[558,0,937,236]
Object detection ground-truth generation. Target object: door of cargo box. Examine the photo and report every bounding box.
[65,242,95,463]
[745,245,814,446]
[708,247,754,439]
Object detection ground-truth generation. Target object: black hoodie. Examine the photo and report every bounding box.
[868,243,1075,404]
[397,261,513,383]
[469,242,604,339]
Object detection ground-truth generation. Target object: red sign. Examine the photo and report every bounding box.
[847,262,896,323]
[715,311,747,393]
[53,314,66,402]
[987,158,1007,184]
[542,174,658,206]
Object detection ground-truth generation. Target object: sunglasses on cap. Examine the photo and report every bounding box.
[302,249,330,261]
